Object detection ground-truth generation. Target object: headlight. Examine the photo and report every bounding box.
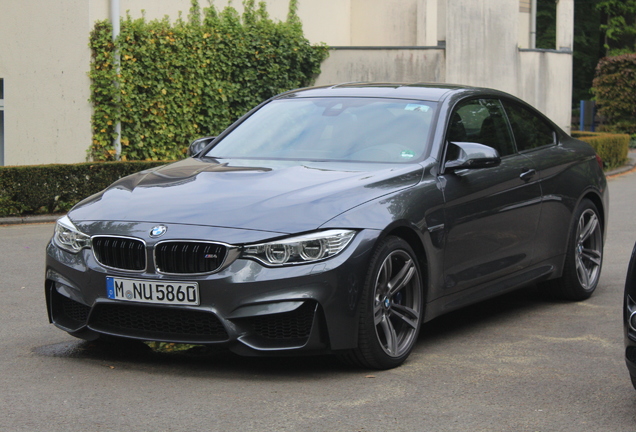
[242,230,356,266]
[53,215,91,253]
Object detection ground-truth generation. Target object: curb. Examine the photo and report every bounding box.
[606,150,636,178]
[3,151,635,226]
[0,214,61,226]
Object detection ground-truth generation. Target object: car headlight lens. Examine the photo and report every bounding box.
[242,229,356,266]
[53,215,91,253]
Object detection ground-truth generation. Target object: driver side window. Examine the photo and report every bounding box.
[446,98,515,159]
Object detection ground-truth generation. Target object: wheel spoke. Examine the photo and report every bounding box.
[576,255,591,288]
[581,248,602,266]
[579,213,598,243]
[379,315,398,356]
[378,258,392,294]
[374,302,384,325]
[387,259,415,297]
[390,304,420,329]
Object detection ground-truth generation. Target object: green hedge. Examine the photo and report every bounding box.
[591,54,636,135]
[0,161,167,217]
[89,0,328,161]
[571,131,630,169]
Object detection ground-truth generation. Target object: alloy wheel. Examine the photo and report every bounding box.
[372,249,421,357]
[574,208,602,290]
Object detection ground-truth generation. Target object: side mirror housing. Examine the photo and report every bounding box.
[444,141,501,171]
[187,136,216,157]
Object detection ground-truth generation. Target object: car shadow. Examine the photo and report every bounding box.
[417,283,565,344]
[33,337,350,377]
[33,284,564,377]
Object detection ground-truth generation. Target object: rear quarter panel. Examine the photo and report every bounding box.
[522,136,608,264]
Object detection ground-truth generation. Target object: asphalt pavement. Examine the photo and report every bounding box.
[1,169,636,431]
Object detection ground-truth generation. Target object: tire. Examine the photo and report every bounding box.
[548,199,603,301]
[339,236,423,369]
[631,374,636,391]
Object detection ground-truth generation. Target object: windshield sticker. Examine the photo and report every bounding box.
[405,104,430,112]
[401,150,415,159]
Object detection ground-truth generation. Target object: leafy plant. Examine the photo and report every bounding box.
[591,54,636,135]
[597,0,636,55]
[0,161,166,216]
[89,0,328,161]
[145,341,201,353]
[572,130,631,169]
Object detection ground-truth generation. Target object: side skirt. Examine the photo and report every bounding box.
[423,256,564,323]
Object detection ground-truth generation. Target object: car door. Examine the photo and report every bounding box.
[438,98,543,294]
[500,98,573,264]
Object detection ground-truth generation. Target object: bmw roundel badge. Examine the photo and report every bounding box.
[150,225,168,238]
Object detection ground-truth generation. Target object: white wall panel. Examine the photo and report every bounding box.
[315,48,446,85]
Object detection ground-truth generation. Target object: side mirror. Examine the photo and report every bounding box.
[187,136,216,157]
[444,141,501,171]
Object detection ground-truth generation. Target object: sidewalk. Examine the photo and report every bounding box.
[2,150,635,226]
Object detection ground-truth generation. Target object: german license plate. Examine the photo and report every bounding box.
[106,277,199,305]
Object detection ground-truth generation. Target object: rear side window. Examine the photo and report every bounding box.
[503,101,556,151]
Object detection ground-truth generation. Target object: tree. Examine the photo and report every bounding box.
[573,0,604,101]
[597,0,636,55]
[591,54,636,134]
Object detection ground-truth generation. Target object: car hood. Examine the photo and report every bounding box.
[69,158,422,234]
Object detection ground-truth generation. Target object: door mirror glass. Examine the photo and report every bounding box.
[188,136,216,157]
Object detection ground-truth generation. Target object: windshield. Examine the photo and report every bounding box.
[205,97,437,163]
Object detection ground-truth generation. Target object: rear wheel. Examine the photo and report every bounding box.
[548,199,603,300]
[339,236,423,369]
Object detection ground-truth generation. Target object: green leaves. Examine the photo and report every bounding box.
[572,131,630,169]
[88,0,329,161]
[0,161,167,216]
[596,0,636,55]
[591,54,636,135]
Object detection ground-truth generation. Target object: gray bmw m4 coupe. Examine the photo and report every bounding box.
[46,83,608,369]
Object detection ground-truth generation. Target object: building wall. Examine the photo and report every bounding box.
[315,48,446,85]
[291,0,352,46]
[88,0,191,23]
[0,0,203,166]
[0,0,573,166]
[222,0,352,46]
[318,0,572,132]
[350,0,418,46]
[445,0,520,95]
[518,50,573,131]
[0,1,94,166]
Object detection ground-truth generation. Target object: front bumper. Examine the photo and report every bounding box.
[45,226,380,355]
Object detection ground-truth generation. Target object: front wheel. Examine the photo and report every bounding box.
[548,199,603,300]
[339,236,423,369]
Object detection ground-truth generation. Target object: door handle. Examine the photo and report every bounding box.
[519,168,536,181]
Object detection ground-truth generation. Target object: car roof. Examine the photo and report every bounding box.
[276,82,499,103]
